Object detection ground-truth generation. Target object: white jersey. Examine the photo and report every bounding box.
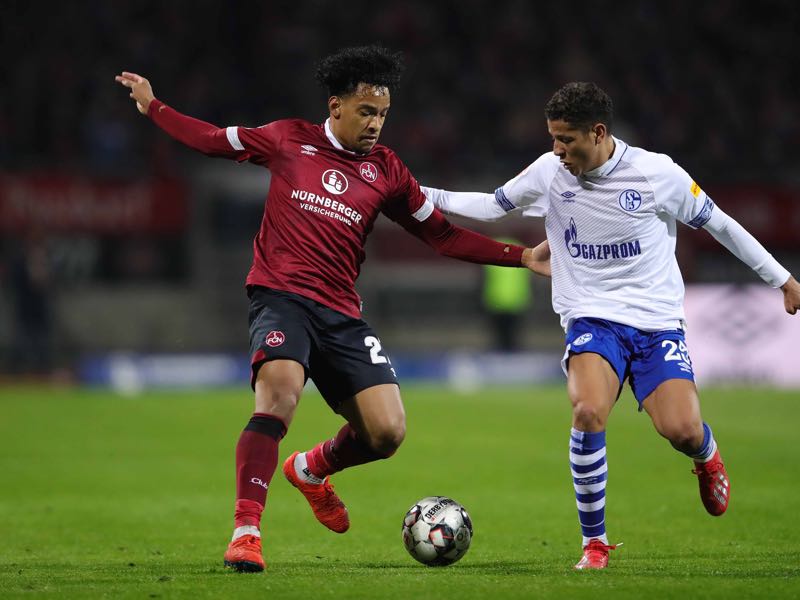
[424,137,790,332]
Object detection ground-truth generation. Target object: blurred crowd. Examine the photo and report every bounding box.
[1,1,799,375]
[3,0,799,185]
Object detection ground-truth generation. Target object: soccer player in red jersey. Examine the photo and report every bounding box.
[116,46,549,573]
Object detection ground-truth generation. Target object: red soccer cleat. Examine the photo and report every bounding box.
[223,534,265,572]
[283,451,350,533]
[574,539,619,570]
[692,449,730,516]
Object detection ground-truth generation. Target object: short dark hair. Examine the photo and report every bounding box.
[315,45,405,97]
[544,82,613,132]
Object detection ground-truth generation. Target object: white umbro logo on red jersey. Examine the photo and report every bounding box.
[359,162,378,182]
[322,169,349,195]
[300,144,318,156]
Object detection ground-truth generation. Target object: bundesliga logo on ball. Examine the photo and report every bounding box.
[401,496,473,566]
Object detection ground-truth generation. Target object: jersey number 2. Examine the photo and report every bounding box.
[661,340,690,364]
[364,336,389,364]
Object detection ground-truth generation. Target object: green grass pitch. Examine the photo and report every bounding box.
[1,384,798,598]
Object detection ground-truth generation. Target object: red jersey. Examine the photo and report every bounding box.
[231,117,432,316]
[148,100,525,318]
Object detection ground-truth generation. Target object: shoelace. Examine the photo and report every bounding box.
[692,458,725,476]
[305,478,343,507]
[233,535,260,548]
[320,480,344,507]
[586,540,622,553]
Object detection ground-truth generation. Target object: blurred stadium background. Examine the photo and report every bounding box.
[3,3,800,597]
[1,0,799,389]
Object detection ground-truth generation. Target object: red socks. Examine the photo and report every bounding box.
[305,423,388,479]
[234,419,393,527]
[233,413,286,528]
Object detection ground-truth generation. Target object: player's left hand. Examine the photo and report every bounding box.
[781,275,800,315]
[522,239,551,277]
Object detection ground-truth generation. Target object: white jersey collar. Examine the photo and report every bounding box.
[324,118,356,154]
[583,136,628,178]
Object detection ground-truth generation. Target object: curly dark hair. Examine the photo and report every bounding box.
[315,45,405,97]
[544,82,614,132]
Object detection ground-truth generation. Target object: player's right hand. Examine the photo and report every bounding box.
[115,71,155,115]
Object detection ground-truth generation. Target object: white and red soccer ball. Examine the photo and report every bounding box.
[401,496,473,566]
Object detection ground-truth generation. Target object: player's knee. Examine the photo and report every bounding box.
[254,363,304,414]
[366,420,406,458]
[572,400,607,430]
[254,378,302,414]
[660,421,703,452]
[259,387,301,413]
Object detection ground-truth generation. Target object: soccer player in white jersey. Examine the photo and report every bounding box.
[423,82,800,570]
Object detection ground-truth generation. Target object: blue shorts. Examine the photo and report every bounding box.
[561,317,695,407]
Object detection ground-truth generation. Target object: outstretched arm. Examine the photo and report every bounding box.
[421,156,555,222]
[385,206,550,276]
[421,186,510,222]
[114,71,244,158]
[702,206,799,314]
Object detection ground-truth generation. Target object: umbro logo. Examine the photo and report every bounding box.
[560,191,576,201]
[300,144,318,156]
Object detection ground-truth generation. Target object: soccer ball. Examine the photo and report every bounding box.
[401,496,473,566]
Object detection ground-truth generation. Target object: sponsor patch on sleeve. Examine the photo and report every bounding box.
[687,196,715,229]
[690,180,702,198]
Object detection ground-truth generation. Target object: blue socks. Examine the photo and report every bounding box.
[570,428,608,546]
[688,422,717,462]
[570,422,717,546]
